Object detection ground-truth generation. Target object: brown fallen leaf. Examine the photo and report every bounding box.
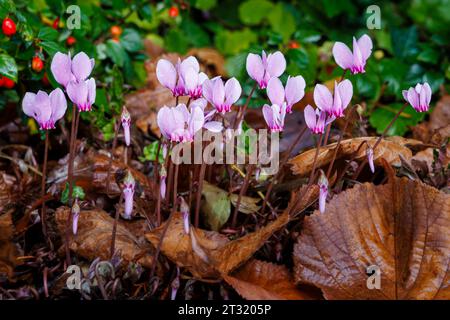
[411,145,450,173]
[289,136,422,176]
[55,207,154,268]
[0,210,23,281]
[187,48,226,77]
[412,95,450,144]
[0,171,16,212]
[224,259,321,300]
[293,177,450,299]
[145,211,289,279]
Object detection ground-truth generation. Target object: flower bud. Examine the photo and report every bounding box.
[122,171,135,219]
[159,166,167,199]
[72,199,80,235]
[121,106,131,146]
[366,146,375,173]
[317,170,328,214]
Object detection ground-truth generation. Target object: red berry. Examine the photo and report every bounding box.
[110,25,122,37]
[2,18,16,36]
[3,77,15,89]
[288,41,300,49]
[66,36,76,46]
[52,17,60,29]
[32,56,44,73]
[168,6,179,18]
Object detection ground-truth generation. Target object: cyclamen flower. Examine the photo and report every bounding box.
[402,82,432,112]
[246,51,286,89]
[366,146,375,173]
[267,76,306,113]
[67,78,96,112]
[262,103,287,132]
[333,34,373,74]
[156,56,208,98]
[72,199,80,235]
[314,80,353,118]
[304,105,328,134]
[22,88,67,130]
[121,106,131,146]
[122,171,135,219]
[51,51,95,88]
[190,98,223,132]
[159,166,167,199]
[318,170,328,214]
[202,77,241,114]
[157,104,204,143]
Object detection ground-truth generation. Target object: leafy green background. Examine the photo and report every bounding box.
[0,0,449,137]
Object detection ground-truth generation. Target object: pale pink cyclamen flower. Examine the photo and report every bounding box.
[72,199,80,235]
[202,77,242,114]
[267,76,306,113]
[156,56,208,98]
[157,104,204,143]
[313,80,353,118]
[246,51,286,89]
[402,82,432,112]
[159,166,167,199]
[366,146,375,173]
[190,98,223,132]
[66,78,96,112]
[318,170,328,213]
[332,34,373,74]
[122,171,135,219]
[304,105,328,134]
[51,51,95,88]
[262,102,287,132]
[121,106,131,146]
[22,88,67,130]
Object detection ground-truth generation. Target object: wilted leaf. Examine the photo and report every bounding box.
[293,177,450,299]
[0,172,16,212]
[230,194,260,214]
[0,211,23,281]
[224,259,320,300]
[201,182,231,231]
[289,136,422,176]
[145,211,289,279]
[55,207,154,268]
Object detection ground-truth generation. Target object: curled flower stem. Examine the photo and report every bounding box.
[41,131,52,249]
[106,119,119,197]
[233,82,257,129]
[352,102,408,180]
[231,164,255,228]
[322,123,331,146]
[261,126,307,213]
[308,133,323,185]
[194,161,206,228]
[110,193,123,259]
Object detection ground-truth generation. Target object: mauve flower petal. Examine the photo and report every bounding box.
[313,84,333,113]
[304,105,317,132]
[332,42,353,70]
[67,81,88,108]
[202,79,214,104]
[285,76,305,107]
[319,187,327,213]
[246,53,264,83]
[402,90,409,102]
[156,59,177,92]
[124,190,133,219]
[35,91,52,125]
[352,37,363,67]
[49,88,67,123]
[337,79,353,110]
[175,103,190,122]
[407,87,419,110]
[423,82,432,105]
[157,106,171,139]
[203,121,223,133]
[212,78,225,108]
[87,78,96,107]
[22,92,37,118]
[357,34,373,61]
[51,52,73,87]
[180,56,200,74]
[190,98,207,111]
[266,51,286,78]
[182,66,198,92]
[189,105,205,136]
[124,125,130,146]
[262,104,275,129]
[267,77,285,106]
[224,77,242,106]
[198,72,208,84]
[71,52,94,82]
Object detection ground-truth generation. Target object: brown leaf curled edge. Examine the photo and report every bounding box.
[293,177,450,299]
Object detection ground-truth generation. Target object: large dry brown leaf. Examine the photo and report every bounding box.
[55,207,154,268]
[224,259,320,300]
[145,211,289,279]
[0,171,16,212]
[289,136,422,176]
[293,177,450,299]
[0,211,23,281]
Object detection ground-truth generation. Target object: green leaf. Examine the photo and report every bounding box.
[417,47,440,64]
[41,41,62,56]
[165,29,189,54]
[111,65,124,103]
[238,0,273,25]
[38,27,58,41]
[61,182,86,204]
[201,182,231,231]
[105,40,127,67]
[225,52,248,80]
[181,19,210,47]
[391,26,419,60]
[268,3,296,41]
[215,29,257,55]
[0,53,18,82]
[379,58,408,97]
[369,103,425,136]
[195,0,217,10]
[120,28,143,52]
[321,0,356,18]
[139,141,164,163]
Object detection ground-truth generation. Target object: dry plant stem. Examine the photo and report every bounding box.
[308,133,323,185]
[326,106,355,179]
[40,131,50,242]
[234,82,257,129]
[64,105,78,266]
[149,211,174,279]
[106,119,119,197]
[323,123,331,146]
[352,102,408,180]
[194,161,206,227]
[261,126,307,213]
[172,163,179,211]
[334,140,368,189]
[231,164,255,228]
[154,140,162,226]
[110,193,123,258]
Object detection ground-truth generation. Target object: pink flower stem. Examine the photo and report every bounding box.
[194,159,206,228]
[261,126,307,214]
[110,192,123,259]
[233,82,257,129]
[352,102,408,180]
[154,140,162,226]
[106,119,119,197]
[231,164,255,228]
[41,130,52,249]
[308,133,323,185]
[172,163,179,212]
